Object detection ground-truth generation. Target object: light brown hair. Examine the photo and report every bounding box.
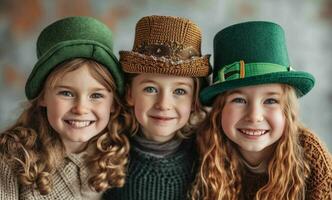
[0,58,132,195]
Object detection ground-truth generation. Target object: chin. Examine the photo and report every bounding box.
[241,145,267,152]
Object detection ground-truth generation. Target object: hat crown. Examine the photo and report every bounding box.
[132,15,202,58]
[119,15,211,77]
[199,21,315,105]
[213,21,289,80]
[37,16,114,58]
[25,16,124,100]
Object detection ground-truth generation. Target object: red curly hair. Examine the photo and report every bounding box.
[191,84,311,200]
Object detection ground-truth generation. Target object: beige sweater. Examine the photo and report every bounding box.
[0,153,102,200]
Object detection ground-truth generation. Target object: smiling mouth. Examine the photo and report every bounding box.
[150,116,175,121]
[238,129,268,136]
[64,120,95,128]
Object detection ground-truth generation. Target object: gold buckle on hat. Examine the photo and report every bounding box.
[240,60,245,78]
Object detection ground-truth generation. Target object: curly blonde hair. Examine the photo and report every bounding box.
[0,58,132,195]
[124,73,208,138]
[191,84,311,200]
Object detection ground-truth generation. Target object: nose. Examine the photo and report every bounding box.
[71,98,89,115]
[245,103,264,123]
[154,92,172,111]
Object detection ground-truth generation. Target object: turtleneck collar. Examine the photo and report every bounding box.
[240,157,268,174]
[132,132,183,158]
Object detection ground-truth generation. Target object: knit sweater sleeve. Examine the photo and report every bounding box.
[299,131,332,200]
[0,157,19,200]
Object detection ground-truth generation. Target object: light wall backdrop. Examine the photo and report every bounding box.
[0,0,331,151]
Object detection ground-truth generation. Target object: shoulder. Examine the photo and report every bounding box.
[0,156,14,174]
[0,156,19,199]
[0,127,37,158]
[299,130,332,169]
[0,153,19,182]
[299,130,332,198]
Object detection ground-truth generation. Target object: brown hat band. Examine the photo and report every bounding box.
[120,51,211,77]
[135,42,200,61]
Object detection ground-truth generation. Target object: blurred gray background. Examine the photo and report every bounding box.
[0,0,331,151]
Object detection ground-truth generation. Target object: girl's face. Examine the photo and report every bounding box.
[40,64,114,153]
[128,73,194,143]
[221,84,285,164]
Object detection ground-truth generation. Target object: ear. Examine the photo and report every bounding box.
[126,87,134,106]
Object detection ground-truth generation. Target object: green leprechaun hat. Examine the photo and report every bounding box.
[200,21,315,105]
[25,16,124,100]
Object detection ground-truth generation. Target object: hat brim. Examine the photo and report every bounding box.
[119,51,211,77]
[200,71,315,106]
[25,40,123,100]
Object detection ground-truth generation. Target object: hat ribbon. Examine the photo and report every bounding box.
[214,60,293,84]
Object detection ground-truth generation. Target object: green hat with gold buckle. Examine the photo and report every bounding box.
[200,21,315,105]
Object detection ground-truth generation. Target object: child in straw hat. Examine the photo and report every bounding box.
[191,21,332,200]
[0,16,132,199]
[103,15,211,200]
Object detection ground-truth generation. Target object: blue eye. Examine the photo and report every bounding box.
[90,93,104,99]
[232,97,246,104]
[143,86,158,93]
[174,88,186,95]
[264,98,279,104]
[58,91,74,97]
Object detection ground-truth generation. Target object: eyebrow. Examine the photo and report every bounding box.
[264,92,282,96]
[139,79,193,89]
[54,85,109,92]
[228,90,282,96]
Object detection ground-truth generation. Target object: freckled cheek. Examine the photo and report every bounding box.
[45,110,65,131]
[181,108,192,121]
[46,100,68,119]
[221,115,232,135]
[178,99,193,117]
[222,106,237,122]
[132,103,146,124]
[134,99,146,111]
[96,103,112,118]
[269,111,286,134]
[221,106,240,136]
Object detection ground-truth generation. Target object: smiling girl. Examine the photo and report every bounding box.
[191,21,332,200]
[103,15,211,200]
[0,17,130,199]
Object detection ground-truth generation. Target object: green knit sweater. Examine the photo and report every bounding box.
[103,138,196,200]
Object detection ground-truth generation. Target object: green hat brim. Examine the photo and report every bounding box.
[25,40,124,100]
[200,71,315,106]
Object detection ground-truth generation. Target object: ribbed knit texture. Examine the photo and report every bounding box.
[119,15,211,77]
[241,131,332,200]
[133,16,201,54]
[103,138,196,200]
[0,153,102,200]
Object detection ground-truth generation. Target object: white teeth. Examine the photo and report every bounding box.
[240,129,267,136]
[67,120,91,128]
